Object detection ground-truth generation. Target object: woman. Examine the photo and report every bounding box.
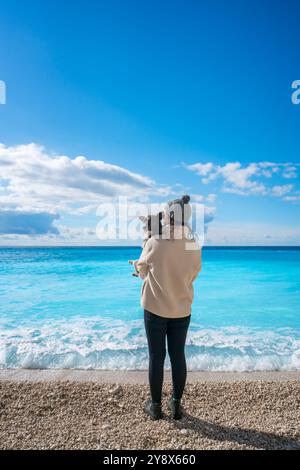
[132,195,202,420]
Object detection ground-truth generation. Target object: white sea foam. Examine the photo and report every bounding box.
[0,317,300,371]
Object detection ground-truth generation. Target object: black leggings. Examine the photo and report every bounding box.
[144,309,191,403]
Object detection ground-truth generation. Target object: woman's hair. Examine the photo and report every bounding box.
[165,195,192,228]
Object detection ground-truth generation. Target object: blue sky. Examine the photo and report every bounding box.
[0,0,299,245]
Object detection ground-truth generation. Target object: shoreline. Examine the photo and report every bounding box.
[1,369,300,383]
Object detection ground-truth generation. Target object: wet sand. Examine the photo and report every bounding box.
[0,370,299,450]
[1,369,300,383]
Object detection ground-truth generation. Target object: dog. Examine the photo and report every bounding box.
[129,212,163,277]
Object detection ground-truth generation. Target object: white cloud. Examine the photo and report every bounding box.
[192,193,217,204]
[0,143,170,235]
[185,162,213,177]
[282,166,298,179]
[0,143,161,211]
[271,184,293,197]
[219,162,266,194]
[186,161,266,194]
[185,160,300,199]
[206,193,217,204]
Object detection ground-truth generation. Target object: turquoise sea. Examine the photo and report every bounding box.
[0,246,299,371]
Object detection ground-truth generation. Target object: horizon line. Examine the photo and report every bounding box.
[0,245,300,249]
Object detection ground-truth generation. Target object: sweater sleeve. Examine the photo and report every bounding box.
[192,249,202,281]
[135,238,156,279]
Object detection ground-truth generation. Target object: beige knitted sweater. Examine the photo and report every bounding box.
[134,226,202,318]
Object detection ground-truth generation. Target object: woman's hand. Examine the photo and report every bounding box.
[129,260,139,276]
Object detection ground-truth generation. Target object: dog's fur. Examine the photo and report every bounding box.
[139,211,163,241]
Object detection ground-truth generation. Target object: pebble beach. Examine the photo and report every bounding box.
[0,373,299,450]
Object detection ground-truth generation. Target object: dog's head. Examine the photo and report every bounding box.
[139,212,163,239]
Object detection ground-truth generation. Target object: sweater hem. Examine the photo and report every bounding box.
[141,301,191,319]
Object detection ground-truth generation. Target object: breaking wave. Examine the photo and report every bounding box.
[1,317,300,371]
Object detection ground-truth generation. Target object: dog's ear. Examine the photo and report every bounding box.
[139,216,147,222]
